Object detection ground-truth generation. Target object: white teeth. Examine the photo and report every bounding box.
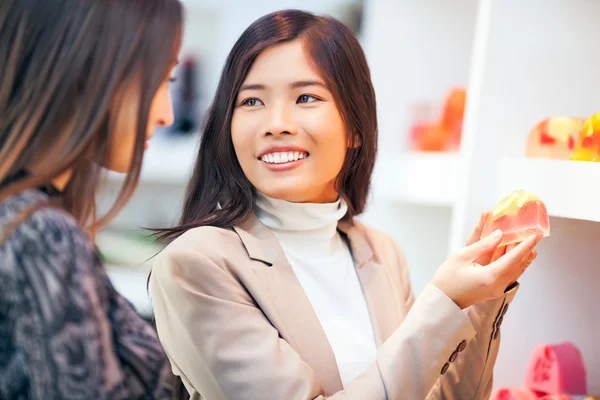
[261,151,308,164]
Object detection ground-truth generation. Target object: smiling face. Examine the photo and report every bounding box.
[230,39,348,204]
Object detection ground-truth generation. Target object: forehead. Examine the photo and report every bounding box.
[243,40,322,84]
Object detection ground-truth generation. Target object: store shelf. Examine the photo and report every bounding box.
[372,153,462,207]
[497,158,600,222]
[106,265,153,318]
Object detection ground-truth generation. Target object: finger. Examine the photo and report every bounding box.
[475,243,505,266]
[488,245,507,264]
[488,234,541,278]
[456,228,503,261]
[466,211,490,246]
[507,249,538,284]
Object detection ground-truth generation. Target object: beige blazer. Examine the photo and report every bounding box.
[150,214,518,400]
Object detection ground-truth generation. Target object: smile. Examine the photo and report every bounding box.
[259,151,309,164]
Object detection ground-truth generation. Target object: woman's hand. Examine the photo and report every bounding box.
[431,211,541,309]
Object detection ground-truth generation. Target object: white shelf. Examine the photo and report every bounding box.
[106,264,153,318]
[498,158,600,222]
[372,153,462,207]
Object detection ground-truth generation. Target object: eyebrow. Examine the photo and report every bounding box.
[239,80,328,92]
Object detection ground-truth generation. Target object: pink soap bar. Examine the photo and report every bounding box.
[491,388,538,400]
[524,342,587,395]
[482,190,550,246]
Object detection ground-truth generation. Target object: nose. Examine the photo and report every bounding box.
[157,90,175,128]
[263,103,297,137]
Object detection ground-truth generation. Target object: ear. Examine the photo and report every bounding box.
[347,134,361,149]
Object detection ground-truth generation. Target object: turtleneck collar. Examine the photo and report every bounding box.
[254,191,348,243]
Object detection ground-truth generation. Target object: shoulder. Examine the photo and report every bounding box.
[159,225,242,262]
[349,219,407,263]
[152,225,245,280]
[0,190,98,272]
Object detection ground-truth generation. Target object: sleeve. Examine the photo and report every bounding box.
[150,237,479,400]
[387,231,520,400]
[425,284,519,400]
[1,208,174,400]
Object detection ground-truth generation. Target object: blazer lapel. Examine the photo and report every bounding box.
[233,215,343,395]
[337,221,402,346]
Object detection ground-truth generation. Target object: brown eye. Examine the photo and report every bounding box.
[242,98,263,107]
[297,94,317,104]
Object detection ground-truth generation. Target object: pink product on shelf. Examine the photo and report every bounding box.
[524,342,587,395]
[491,388,538,400]
[481,190,550,246]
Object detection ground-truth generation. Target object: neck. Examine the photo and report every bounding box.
[254,192,348,246]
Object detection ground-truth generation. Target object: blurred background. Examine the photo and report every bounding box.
[97,0,599,394]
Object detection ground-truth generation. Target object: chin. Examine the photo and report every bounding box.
[259,185,337,204]
[103,159,132,174]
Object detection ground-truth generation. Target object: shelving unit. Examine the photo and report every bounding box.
[444,0,600,392]
[360,0,478,294]
[497,158,600,222]
[371,153,462,207]
[362,0,599,392]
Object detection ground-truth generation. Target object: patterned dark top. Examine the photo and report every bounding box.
[0,189,174,399]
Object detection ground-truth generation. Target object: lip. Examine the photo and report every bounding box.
[257,145,310,172]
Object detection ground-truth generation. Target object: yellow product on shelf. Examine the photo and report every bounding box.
[570,111,600,162]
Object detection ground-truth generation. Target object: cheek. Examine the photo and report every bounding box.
[231,113,256,165]
[310,107,348,171]
[106,107,137,172]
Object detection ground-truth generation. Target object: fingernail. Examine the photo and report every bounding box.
[492,229,502,239]
[527,252,535,262]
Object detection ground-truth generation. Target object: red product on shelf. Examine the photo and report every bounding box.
[526,117,584,160]
[491,388,538,400]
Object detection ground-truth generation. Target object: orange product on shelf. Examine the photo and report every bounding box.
[409,87,466,152]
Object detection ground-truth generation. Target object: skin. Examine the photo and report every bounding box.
[52,65,177,190]
[231,39,348,204]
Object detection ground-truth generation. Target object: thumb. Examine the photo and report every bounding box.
[455,229,503,261]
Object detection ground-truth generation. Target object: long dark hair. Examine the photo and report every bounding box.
[0,0,183,231]
[157,9,377,242]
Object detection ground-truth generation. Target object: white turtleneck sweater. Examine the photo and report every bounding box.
[254,193,378,388]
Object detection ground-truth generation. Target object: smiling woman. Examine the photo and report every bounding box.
[231,40,350,204]
[150,8,541,400]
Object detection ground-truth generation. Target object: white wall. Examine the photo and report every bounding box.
[450,0,600,392]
